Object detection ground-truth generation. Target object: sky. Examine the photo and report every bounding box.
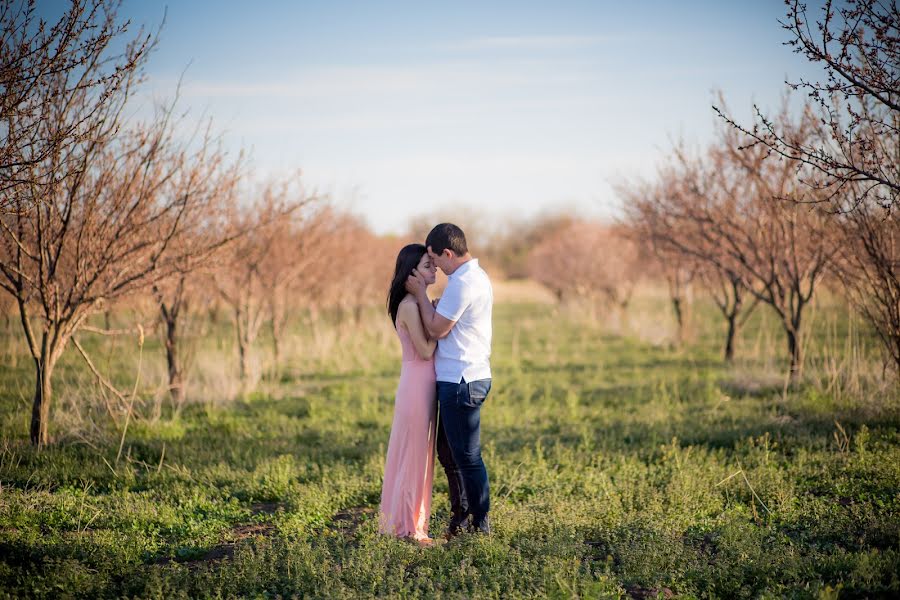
[41,0,824,234]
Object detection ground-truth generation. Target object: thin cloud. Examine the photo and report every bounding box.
[152,59,607,103]
[443,34,626,51]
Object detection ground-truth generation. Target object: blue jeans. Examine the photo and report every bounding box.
[436,377,491,526]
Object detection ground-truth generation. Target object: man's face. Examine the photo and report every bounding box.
[427,246,452,274]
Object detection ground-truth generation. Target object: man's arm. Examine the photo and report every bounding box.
[405,269,455,339]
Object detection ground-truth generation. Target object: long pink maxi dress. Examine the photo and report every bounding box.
[378,324,438,542]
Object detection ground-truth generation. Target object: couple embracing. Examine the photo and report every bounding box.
[379,223,493,546]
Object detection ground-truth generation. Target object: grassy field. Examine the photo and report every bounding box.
[0,292,898,599]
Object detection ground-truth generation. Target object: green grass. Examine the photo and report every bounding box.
[0,298,898,599]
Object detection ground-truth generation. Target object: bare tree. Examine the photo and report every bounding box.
[664,264,696,346]
[529,220,641,314]
[0,3,187,446]
[488,213,575,280]
[329,215,396,327]
[715,0,898,210]
[621,188,700,347]
[0,96,237,445]
[834,201,900,374]
[213,182,310,383]
[258,200,336,373]
[621,169,759,360]
[150,131,243,408]
[0,0,155,209]
[263,208,396,355]
[716,1,900,376]
[690,106,839,381]
[698,264,759,363]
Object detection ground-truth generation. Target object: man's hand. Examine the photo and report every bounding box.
[405,277,455,340]
[404,269,427,297]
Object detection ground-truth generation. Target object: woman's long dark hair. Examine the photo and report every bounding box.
[387,243,427,326]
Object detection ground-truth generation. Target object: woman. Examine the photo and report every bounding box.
[378,243,439,546]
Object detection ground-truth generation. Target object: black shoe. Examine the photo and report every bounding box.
[469,515,490,535]
[445,512,470,540]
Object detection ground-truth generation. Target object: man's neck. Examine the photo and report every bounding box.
[446,253,473,275]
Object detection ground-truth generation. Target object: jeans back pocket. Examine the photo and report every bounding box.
[463,379,492,408]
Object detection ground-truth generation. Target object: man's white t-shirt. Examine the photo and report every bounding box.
[434,258,493,383]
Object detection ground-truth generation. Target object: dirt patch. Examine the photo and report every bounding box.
[250,502,284,515]
[231,523,276,540]
[155,521,277,568]
[626,585,674,599]
[153,502,287,568]
[328,506,376,539]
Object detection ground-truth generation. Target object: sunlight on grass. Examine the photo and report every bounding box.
[0,296,898,598]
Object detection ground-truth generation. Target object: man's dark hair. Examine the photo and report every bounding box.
[425,223,468,256]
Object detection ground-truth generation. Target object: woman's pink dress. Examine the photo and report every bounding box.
[378,324,437,542]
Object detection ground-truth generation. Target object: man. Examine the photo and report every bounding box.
[405,223,494,537]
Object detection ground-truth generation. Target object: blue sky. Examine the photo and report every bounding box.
[41,1,823,234]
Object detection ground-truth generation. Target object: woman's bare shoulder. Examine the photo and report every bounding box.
[399,295,418,308]
[396,297,418,320]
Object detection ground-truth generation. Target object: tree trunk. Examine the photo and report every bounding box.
[238,339,248,381]
[235,306,248,381]
[724,313,738,362]
[672,295,691,345]
[786,328,802,384]
[723,282,743,362]
[163,314,183,406]
[271,316,282,374]
[30,346,55,447]
[892,338,900,381]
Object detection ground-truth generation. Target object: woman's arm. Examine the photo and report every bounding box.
[405,271,456,339]
[398,301,437,360]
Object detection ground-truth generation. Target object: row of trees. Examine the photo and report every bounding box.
[2,0,894,445]
[621,0,898,381]
[0,1,396,446]
[154,187,394,408]
[621,101,840,381]
[528,221,642,311]
[730,0,898,377]
[2,0,170,446]
[519,1,897,383]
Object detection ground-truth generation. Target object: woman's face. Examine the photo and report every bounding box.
[416,252,437,285]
